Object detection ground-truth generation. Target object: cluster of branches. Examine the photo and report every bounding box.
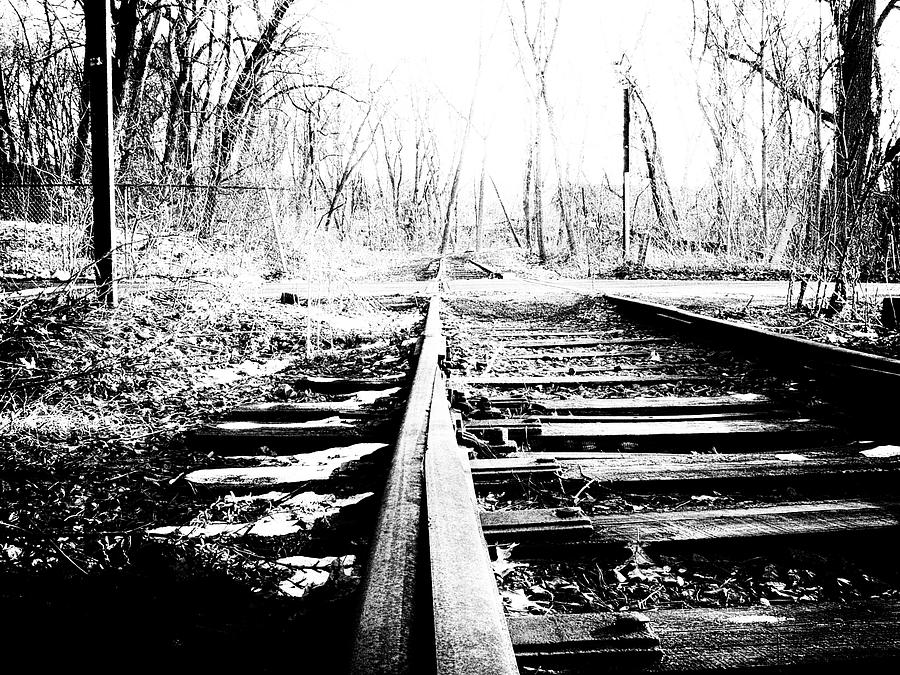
[0,0,398,239]
[2,0,898,278]
[693,0,900,285]
[0,1,511,252]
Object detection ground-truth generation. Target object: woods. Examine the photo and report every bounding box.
[0,1,897,286]
[4,4,900,667]
[698,0,900,292]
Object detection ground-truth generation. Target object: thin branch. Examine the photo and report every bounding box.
[726,51,836,126]
[876,0,900,35]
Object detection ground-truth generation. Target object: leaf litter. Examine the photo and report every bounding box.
[0,281,423,667]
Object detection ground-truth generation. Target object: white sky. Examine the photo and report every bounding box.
[311,0,900,198]
[315,0,708,191]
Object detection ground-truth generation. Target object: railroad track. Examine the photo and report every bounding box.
[352,290,900,674]
[427,254,504,282]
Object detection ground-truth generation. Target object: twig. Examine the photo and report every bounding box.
[0,520,89,575]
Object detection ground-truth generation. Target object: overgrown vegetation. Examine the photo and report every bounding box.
[0,1,896,283]
[0,281,420,668]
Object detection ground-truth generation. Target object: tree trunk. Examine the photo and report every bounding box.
[475,159,486,253]
[0,68,17,166]
[439,85,478,253]
[163,1,198,178]
[828,0,877,276]
[111,0,143,117]
[540,88,576,256]
[534,133,546,261]
[492,176,522,247]
[759,1,769,250]
[532,105,546,262]
[163,6,187,171]
[119,8,161,173]
[877,156,900,279]
[71,49,90,181]
[181,64,195,181]
[523,140,533,252]
[630,83,681,241]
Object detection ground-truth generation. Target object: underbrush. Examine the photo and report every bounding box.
[1,212,441,291]
[474,245,793,281]
[0,279,424,671]
[0,283,417,575]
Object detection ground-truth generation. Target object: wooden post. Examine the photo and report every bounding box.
[474,161,485,254]
[622,86,631,262]
[85,1,117,305]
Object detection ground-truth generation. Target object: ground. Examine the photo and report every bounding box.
[0,276,421,671]
[3,239,900,669]
[441,295,900,619]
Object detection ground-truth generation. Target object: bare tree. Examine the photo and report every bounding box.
[508,0,575,260]
[474,156,486,253]
[491,176,522,247]
[438,61,481,254]
[522,133,533,251]
[621,70,682,244]
[319,98,384,232]
[162,1,202,176]
[379,120,403,225]
[701,0,900,286]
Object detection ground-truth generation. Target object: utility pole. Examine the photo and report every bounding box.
[622,86,631,262]
[85,1,118,306]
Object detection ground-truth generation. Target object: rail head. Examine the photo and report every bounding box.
[426,372,519,675]
[350,296,444,675]
[604,293,900,378]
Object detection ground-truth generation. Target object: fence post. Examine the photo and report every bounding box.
[622,86,631,263]
[123,184,130,276]
[85,1,118,306]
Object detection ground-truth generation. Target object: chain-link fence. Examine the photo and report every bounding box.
[0,180,303,276]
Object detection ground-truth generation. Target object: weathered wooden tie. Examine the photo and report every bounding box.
[588,500,899,545]
[508,613,661,666]
[470,456,561,481]
[225,400,370,421]
[473,394,776,415]
[293,373,406,393]
[453,374,713,388]
[147,492,373,539]
[530,418,838,451]
[480,507,594,543]
[464,410,786,431]
[194,419,385,453]
[508,349,686,360]
[184,442,388,490]
[489,329,620,338]
[650,599,900,670]
[563,448,900,485]
[504,337,672,349]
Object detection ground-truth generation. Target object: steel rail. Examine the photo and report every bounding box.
[351,293,518,674]
[350,296,443,674]
[465,258,504,279]
[426,372,519,675]
[606,294,900,380]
